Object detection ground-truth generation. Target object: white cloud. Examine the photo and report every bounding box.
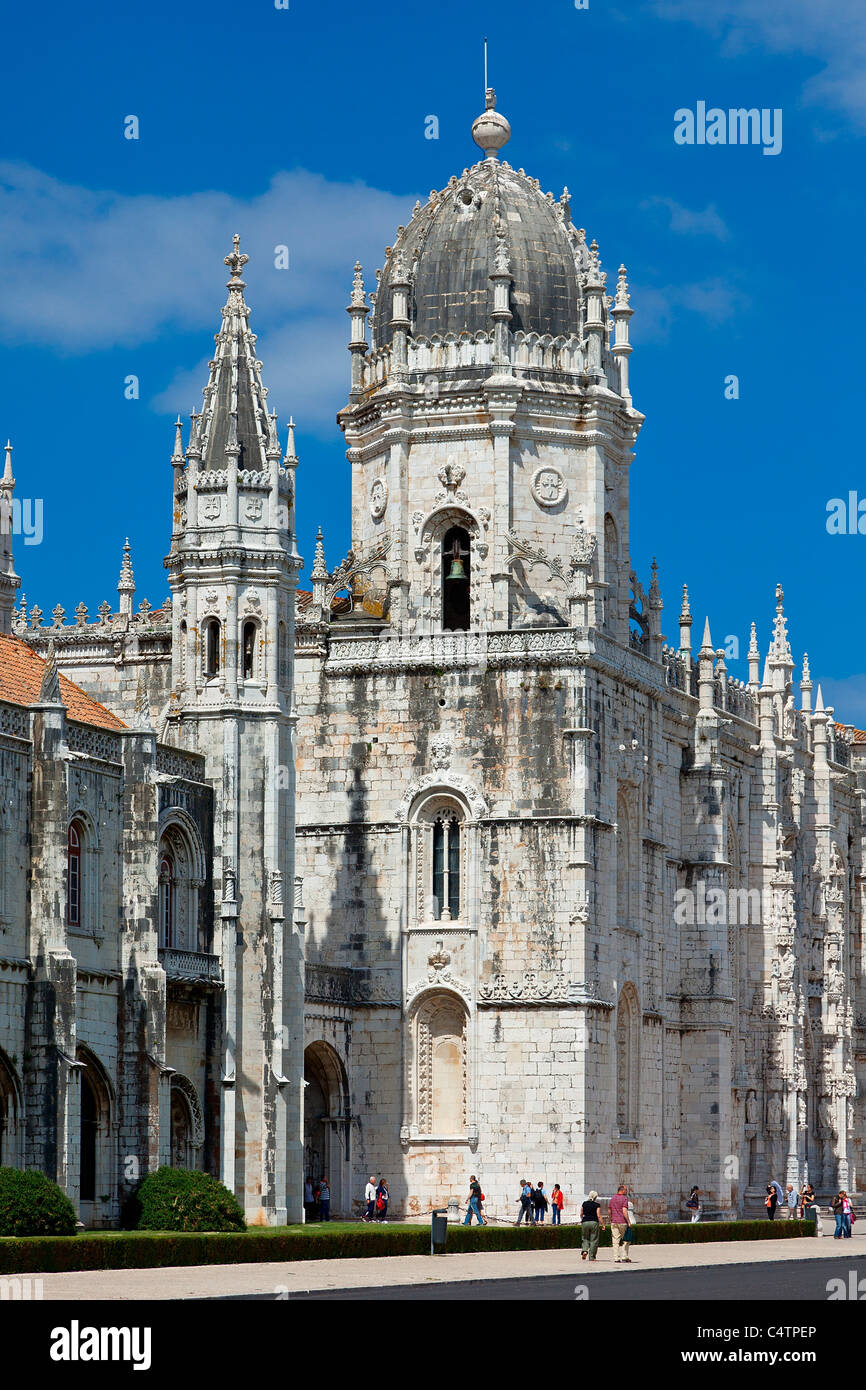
[634,277,749,341]
[0,162,415,432]
[651,0,866,130]
[642,196,730,240]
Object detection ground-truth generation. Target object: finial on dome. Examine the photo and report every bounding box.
[472,88,511,160]
[224,233,249,288]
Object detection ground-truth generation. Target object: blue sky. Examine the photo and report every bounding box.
[3,0,866,715]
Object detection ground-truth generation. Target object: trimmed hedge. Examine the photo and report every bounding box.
[0,1168,77,1237]
[134,1167,246,1232]
[0,1217,814,1275]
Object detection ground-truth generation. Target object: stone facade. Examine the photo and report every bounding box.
[2,93,864,1227]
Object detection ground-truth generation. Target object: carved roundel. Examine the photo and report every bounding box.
[531,466,567,509]
[370,477,388,520]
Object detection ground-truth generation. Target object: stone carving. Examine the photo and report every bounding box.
[222,860,237,903]
[430,736,452,771]
[370,478,388,520]
[531,466,566,508]
[397,772,487,823]
[305,964,400,1007]
[245,497,263,521]
[437,457,466,493]
[745,1090,759,1126]
[766,1093,782,1130]
[506,529,567,584]
[479,971,573,1003]
[203,496,222,521]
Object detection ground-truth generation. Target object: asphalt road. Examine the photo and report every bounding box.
[220,1252,866,1301]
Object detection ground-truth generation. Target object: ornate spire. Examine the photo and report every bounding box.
[117,538,136,619]
[648,557,662,609]
[350,261,366,308]
[190,238,275,474]
[679,584,691,624]
[1,439,13,489]
[284,418,298,465]
[39,639,62,703]
[171,417,184,465]
[224,232,249,289]
[615,264,631,310]
[699,615,714,658]
[310,526,328,581]
[769,583,791,659]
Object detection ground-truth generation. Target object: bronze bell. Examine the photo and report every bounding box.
[446,540,467,581]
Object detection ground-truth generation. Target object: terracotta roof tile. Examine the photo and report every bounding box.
[0,634,125,731]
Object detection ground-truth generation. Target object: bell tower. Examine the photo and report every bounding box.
[164,236,303,1223]
[337,97,644,642]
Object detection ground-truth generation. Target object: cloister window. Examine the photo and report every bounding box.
[203,618,220,678]
[157,814,207,954]
[67,820,83,927]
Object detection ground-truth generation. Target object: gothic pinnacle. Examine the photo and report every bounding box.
[224,232,249,289]
[171,416,184,464]
[2,439,13,487]
[311,526,328,581]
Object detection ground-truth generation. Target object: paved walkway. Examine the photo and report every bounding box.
[29,1220,865,1300]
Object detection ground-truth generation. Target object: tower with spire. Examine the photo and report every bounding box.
[164,235,303,1223]
[0,441,21,634]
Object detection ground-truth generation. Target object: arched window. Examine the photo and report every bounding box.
[158,853,175,949]
[203,618,220,678]
[242,620,257,680]
[432,809,461,921]
[441,526,471,631]
[412,994,468,1136]
[604,513,619,630]
[616,983,640,1137]
[616,789,638,930]
[67,820,83,927]
[157,814,206,954]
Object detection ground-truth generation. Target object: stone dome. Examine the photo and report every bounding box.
[371,125,586,350]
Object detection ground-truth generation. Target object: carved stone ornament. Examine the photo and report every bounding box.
[531,466,566,508]
[370,477,388,521]
[430,736,452,771]
[397,772,487,822]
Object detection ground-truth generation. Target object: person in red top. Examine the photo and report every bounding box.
[608,1184,632,1263]
[550,1184,565,1225]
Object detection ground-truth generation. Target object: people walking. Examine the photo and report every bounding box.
[375,1178,390,1222]
[533,1182,549,1225]
[551,1184,564,1225]
[832,1191,852,1238]
[783,1184,797,1219]
[463,1174,486,1225]
[318,1177,331,1222]
[363,1175,377,1222]
[608,1184,632,1263]
[516,1178,534,1226]
[580,1190,605,1261]
[685,1186,701,1222]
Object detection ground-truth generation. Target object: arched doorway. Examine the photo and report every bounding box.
[303,1043,349,1217]
[0,1050,21,1169]
[169,1076,205,1170]
[76,1047,115,1228]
